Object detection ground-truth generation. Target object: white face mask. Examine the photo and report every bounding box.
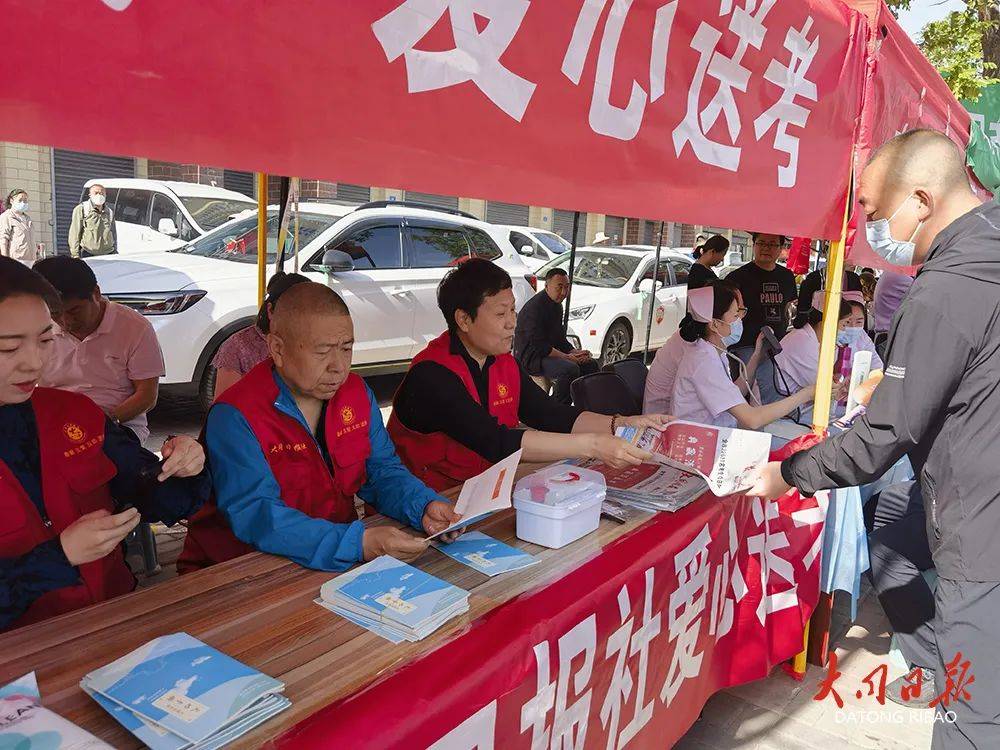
[90,194,107,207]
[12,201,27,213]
[865,194,923,267]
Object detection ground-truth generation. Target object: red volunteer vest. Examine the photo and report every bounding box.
[387,332,521,492]
[0,388,134,631]
[179,361,371,572]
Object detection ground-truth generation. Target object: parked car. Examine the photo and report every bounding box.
[81,178,256,255]
[503,225,573,271]
[535,246,692,365]
[88,201,535,407]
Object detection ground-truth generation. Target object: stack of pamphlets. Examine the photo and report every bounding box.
[431,531,539,576]
[577,458,707,513]
[316,555,470,643]
[1,672,112,749]
[81,633,289,750]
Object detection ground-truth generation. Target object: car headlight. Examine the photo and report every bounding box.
[107,290,207,316]
[569,305,595,320]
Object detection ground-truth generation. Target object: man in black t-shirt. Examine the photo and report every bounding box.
[725,233,797,362]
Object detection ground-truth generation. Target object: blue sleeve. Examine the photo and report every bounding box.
[205,405,366,571]
[356,385,442,530]
[0,539,80,630]
[104,419,210,525]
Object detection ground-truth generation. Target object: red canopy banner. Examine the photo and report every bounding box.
[270,488,826,749]
[4,1,866,239]
[844,1,974,271]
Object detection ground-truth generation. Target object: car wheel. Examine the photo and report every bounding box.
[601,321,632,367]
[198,363,218,413]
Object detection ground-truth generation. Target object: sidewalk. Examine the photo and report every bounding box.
[676,586,932,750]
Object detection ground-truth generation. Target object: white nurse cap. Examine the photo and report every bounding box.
[687,286,714,323]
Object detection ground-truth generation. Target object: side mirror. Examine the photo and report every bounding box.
[637,278,662,294]
[517,244,534,257]
[157,218,178,236]
[317,248,355,274]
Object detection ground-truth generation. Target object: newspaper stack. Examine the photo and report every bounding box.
[316,555,470,643]
[81,632,290,750]
[578,459,707,514]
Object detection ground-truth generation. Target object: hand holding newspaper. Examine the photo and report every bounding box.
[616,420,771,497]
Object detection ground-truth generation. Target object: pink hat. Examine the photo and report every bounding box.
[687,286,714,323]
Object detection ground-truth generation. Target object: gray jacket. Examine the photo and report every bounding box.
[783,200,1000,581]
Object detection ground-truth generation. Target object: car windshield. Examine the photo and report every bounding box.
[177,211,338,263]
[538,250,641,289]
[532,231,571,255]
[179,196,258,231]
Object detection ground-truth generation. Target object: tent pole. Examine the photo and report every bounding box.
[256,173,268,307]
[812,181,853,435]
[562,211,582,334]
[643,221,666,364]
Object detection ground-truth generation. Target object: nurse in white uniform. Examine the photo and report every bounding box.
[671,285,814,430]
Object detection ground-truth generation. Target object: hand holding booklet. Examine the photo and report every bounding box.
[425,448,522,540]
[616,420,771,497]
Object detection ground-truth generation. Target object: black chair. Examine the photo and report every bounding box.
[570,372,640,416]
[605,359,649,409]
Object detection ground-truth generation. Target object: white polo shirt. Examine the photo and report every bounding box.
[670,338,744,429]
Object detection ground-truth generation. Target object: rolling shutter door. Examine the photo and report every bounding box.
[52,149,134,254]
[223,170,254,198]
[552,209,587,246]
[336,184,371,203]
[485,201,529,225]
[404,191,459,210]
[604,216,625,245]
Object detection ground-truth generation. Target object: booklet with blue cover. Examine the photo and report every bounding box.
[431,532,539,576]
[81,633,288,748]
[317,555,470,642]
[1,672,113,749]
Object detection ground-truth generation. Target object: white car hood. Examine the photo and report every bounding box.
[565,284,629,310]
[88,251,258,293]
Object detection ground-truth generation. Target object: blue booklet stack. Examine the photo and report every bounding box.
[81,633,290,750]
[315,555,470,643]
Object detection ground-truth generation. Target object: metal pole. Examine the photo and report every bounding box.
[256,173,267,307]
[643,221,666,364]
[562,211,581,334]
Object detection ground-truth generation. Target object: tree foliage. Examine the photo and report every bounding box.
[887,0,999,102]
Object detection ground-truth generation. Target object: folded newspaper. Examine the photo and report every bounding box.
[578,459,707,513]
[616,420,771,497]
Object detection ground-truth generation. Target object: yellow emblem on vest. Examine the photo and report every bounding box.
[63,423,86,443]
[341,406,355,425]
[497,383,509,399]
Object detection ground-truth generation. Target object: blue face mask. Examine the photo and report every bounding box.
[837,326,863,348]
[721,318,743,347]
[865,194,923,267]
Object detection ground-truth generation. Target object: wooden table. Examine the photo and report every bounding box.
[0,467,653,749]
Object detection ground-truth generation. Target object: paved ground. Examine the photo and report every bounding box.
[142,384,933,749]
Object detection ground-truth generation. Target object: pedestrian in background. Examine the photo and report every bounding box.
[68,184,116,258]
[0,188,38,265]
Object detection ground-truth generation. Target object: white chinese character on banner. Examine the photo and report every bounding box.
[429,701,498,750]
[672,0,777,171]
[709,515,748,640]
[372,0,537,121]
[660,525,711,706]
[747,497,798,625]
[599,568,662,750]
[563,0,679,140]
[520,616,597,750]
[753,17,819,187]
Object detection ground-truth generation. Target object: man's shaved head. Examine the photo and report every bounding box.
[270,282,350,341]
[268,282,354,402]
[867,129,970,197]
[857,128,981,265]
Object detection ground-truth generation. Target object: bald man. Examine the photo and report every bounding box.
[179,282,460,574]
[752,129,1000,747]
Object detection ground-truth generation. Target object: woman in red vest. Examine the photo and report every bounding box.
[0,257,210,631]
[389,259,670,492]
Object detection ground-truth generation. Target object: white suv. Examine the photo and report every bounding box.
[87,201,535,407]
[82,178,256,255]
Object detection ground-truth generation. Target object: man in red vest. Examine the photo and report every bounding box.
[389,259,669,492]
[0,257,209,631]
[180,282,460,573]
